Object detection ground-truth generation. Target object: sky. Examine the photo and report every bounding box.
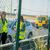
[0,0,48,15]
[22,0,48,15]
[48,0,50,16]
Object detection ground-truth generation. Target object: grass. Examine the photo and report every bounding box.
[35,38,47,50]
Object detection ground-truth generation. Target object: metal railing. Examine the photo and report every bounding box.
[0,35,48,50]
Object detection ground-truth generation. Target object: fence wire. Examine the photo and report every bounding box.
[0,35,47,50]
[0,0,48,50]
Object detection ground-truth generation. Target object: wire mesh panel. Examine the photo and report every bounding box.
[17,35,47,50]
[0,0,18,21]
[0,39,36,50]
[0,0,18,50]
[0,0,48,50]
[19,40,36,50]
[35,37,47,50]
[0,35,48,50]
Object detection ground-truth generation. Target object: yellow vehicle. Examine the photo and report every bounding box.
[35,16,48,28]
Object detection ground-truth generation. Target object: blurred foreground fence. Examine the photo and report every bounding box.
[0,35,48,50]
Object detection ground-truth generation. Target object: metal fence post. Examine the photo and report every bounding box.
[16,0,22,50]
[48,17,50,50]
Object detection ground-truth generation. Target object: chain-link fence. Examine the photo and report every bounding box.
[0,0,18,21]
[0,0,48,50]
[0,35,48,50]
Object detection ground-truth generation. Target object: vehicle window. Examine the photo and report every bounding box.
[37,17,45,21]
[42,17,45,20]
[25,21,30,26]
[37,17,42,20]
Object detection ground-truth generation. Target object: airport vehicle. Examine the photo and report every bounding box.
[35,16,48,28]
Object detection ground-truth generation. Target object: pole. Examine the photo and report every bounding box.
[47,1,49,50]
[47,17,50,50]
[16,0,22,50]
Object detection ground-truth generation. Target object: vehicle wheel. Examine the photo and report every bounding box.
[6,35,13,43]
[28,32,33,38]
